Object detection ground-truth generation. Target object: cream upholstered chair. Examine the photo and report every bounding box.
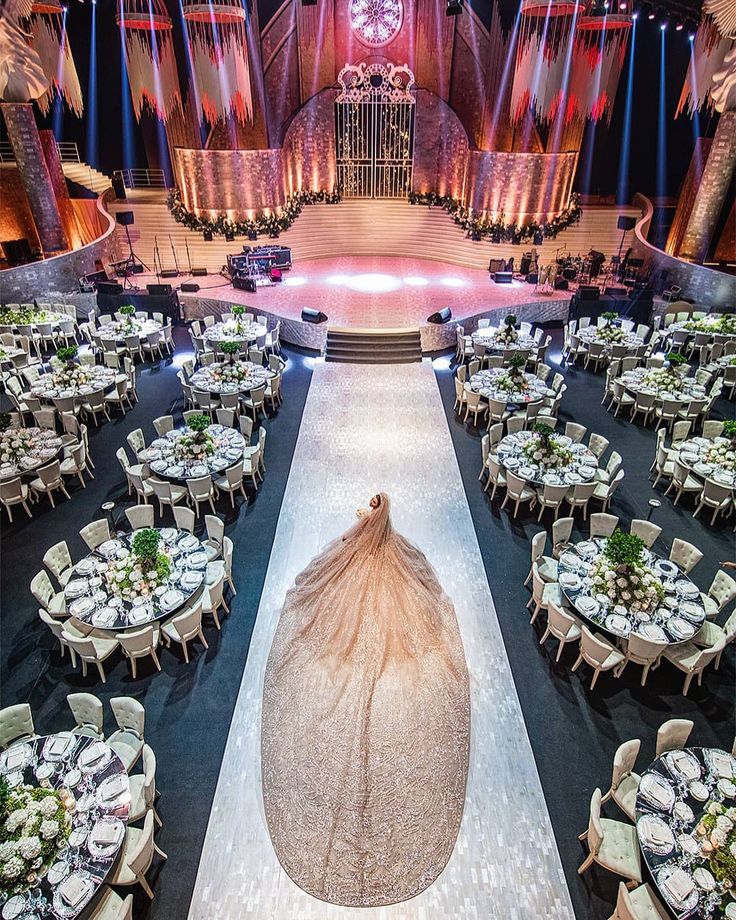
[655,719,694,756]
[125,504,155,530]
[589,513,619,539]
[202,569,228,629]
[39,608,76,661]
[29,460,71,508]
[153,415,174,437]
[173,505,195,534]
[203,514,224,561]
[128,744,162,826]
[578,788,642,887]
[565,481,597,519]
[702,419,724,439]
[108,697,145,771]
[505,415,526,435]
[222,536,236,596]
[62,631,119,683]
[216,408,236,428]
[609,381,635,417]
[663,458,702,506]
[242,384,266,421]
[572,626,625,689]
[66,692,104,739]
[150,478,188,516]
[629,519,661,549]
[129,471,154,505]
[527,563,564,625]
[116,626,161,679]
[187,475,217,517]
[106,811,166,899]
[60,441,94,488]
[43,540,74,588]
[693,478,732,526]
[116,447,142,496]
[661,634,726,695]
[126,428,146,458]
[669,538,703,574]
[161,602,208,664]
[243,444,261,489]
[0,477,33,522]
[538,600,582,662]
[551,517,574,558]
[239,414,253,443]
[588,433,610,460]
[601,739,641,823]
[30,569,66,617]
[524,531,558,586]
[84,887,133,920]
[699,569,736,620]
[501,471,537,518]
[695,612,736,669]
[615,633,668,687]
[79,519,111,553]
[0,704,35,749]
[608,881,670,920]
[564,422,587,443]
[592,468,624,514]
[596,451,623,485]
[213,459,247,508]
[483,455,506,498]
[535,483,570,521]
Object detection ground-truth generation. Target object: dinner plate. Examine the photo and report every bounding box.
[565,472,582,484]
[655,559,678,576]
[718,778,736,798]
[668,617,696,640]
[636,814,674,856]
[2,896,26,920]
[689,780,709,801]
[633,622,667,642]
[91,607,117,628]
[518,466,536,479]
[161,589,184,610]
[605,613,631,637]
[69,596,95,617]
[181,572,203,590]
[558,572,581,590]
[98,539,122,558]
[675,580,699,599]
[150,459,168,474]
[576,596,600,616]
[639,772,676,811]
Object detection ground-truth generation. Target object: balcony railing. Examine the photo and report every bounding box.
[115,168,169,189]
[0,140,81,163]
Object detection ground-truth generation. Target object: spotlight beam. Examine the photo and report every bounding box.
[616,12,636,203]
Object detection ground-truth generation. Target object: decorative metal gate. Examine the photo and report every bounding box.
[335,62,415,199]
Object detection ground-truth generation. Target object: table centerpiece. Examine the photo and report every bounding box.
[706,421,736,473]
[496,314,519,346]
[590,530,664,613]
[105,528,172,602]
[51,346,92,390]
[597,312,627,343]
[0,413,33,466]
[521,422,573,470]
[174,414,216,464]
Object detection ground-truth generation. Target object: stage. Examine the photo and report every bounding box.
[161,256,572,351]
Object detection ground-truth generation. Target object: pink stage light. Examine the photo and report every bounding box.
[346,274,402,294]
[440,277,465,288]
[403,276,429,286]
[283,276,307,287]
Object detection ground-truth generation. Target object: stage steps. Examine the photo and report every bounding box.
[325,327,422,364]
[62,162,111,196]
[108,193,640,276]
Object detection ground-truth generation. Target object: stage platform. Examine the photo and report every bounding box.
[159,256,572,351]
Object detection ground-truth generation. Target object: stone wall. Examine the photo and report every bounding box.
[173,148,287,219]
[462,150,579,223]
[412,89,468,200]
[0,193,116,304]
[632,193,736,309]
[282,90,337,196]
[0,166,40,254]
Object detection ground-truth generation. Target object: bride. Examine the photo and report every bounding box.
[261,492,470,907]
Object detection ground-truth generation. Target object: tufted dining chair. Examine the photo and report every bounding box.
[0,703,36,750]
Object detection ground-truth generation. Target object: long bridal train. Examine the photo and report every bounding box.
[261,493,471,907]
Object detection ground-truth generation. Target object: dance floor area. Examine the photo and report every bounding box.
[188,360,574,919]
[172,256,571,329]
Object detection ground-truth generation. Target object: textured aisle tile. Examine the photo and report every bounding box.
[188,360,574,920]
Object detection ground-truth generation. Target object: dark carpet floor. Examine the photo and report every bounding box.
[432,325,735,920]
[1,324,734,920]
[0,329,314,920]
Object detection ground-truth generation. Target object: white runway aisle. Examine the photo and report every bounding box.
[188,360,575,920]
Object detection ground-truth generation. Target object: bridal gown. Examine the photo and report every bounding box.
[261,493,470,907]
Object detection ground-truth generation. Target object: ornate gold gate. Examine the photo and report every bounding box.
[335,63,415,199]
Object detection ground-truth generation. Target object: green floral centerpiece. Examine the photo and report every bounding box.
[105,528,172,602]
[495,353,529,395]
[174,414,215,463]
[0,776,73,894]
[119,305,135,317]
[52,345,90,390]
[496,314,518,346]
[685,314,736,336]
[0,306,48,326]
[590,530,664,612]
[697,801,736,889]
[211,342,251,385]
[640,352,687,394]
[706,420,736,473]
[597,314,627,343]
[0,416,32,466]
[117,305,139,335]
[224,306,246,336]
[521,422,572,470]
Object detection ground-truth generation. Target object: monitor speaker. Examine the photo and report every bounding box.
[527,272,539,284]
[554,278,569,290]
[115,211,134,227]
[111,173,127,199]
[301,308,327,323]
[605,286,628,297]
[493,271,513,284]
[181,282,200,293]
[160,269,179,278]
[95,281,123,294]
[617,216,637,231]
[203,230,213,242]
[224,230,235,242]
[427,307,452,324]
[578,285,600,301]
[147,284,173,295]
[191,267,208,277]
[233,276,257,292]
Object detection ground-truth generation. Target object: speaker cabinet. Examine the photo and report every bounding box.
[493,271,513,284]
[95,281,123,294]
[578,285,600,301]
[233,277,257,292]
[301,308,327,323]
[191,267,208,277]
[427,307,452,324]
[160,269,179,279]
[181,283,200,293]
[115,211,134,226]
[617,216,637,231]
[147,284,173,295]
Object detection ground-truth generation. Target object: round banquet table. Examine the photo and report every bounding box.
[675,437,736,491]
[497,431,599,487]
[0,732,130,920]
[557,537,706,645]
[99,319,161,343]
[469,369,551,406]
[618,368,708,405]
[0,427,64,482]
[577,325,644,352]
[189,361,271,395]
[471,330,537,353]
[202,321,267,347]
[137,424,246,482]
[30,367,117,404]
[63,528,206,631]
[635,746,736,920]
[0,347,24,369]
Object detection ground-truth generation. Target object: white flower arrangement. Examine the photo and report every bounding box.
[52,364,90,390]
[495,325,518,345]
[706,440,736,473]
[0,428,33,466]
[495,372,529,395]
[640,367,681,395]
[589,531,664,613]
[0,784,72,894]
[222,320,247,337]
[521,427,573,471]
[173,430,216,463]
[211,362,250,385]
[597,324,627,344]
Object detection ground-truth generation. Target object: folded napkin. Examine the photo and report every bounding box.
[78,741,106,767]
[59,874,91,908]
[101,775,127,802]
[642,774,671,807]
[49,734,73,757]
[711,751,734,779]
[663,868,695,903]
[671,751,699,781]
[641,817,670,847]
[92,821,120,845]
[5,747,25,770]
